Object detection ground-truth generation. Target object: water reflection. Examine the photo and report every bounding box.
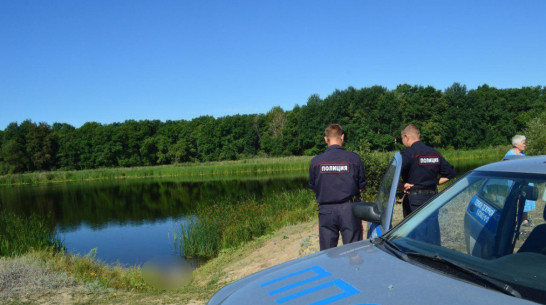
[0,158,495,266]
[0,175,308,266]
[60,217,185,266]
[0,176,308,230]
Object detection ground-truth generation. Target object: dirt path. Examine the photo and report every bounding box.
[214,220,320,284]
[196,202,407,290]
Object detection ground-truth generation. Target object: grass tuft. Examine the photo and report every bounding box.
[0,211,62,257]
[178,189,316,258]
[32,249,151,292]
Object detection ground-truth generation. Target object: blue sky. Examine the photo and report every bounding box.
[1,0,545,130]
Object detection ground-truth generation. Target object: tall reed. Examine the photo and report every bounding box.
[0,212,62,256]
[177,189,316,258]
[0,156,312,186]
[0,147,509,186]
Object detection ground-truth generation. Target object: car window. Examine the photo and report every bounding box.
[387,171,546,303]
[374,156,398,215]
[478,178,513,209]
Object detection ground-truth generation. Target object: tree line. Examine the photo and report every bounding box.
[1,83,545,174]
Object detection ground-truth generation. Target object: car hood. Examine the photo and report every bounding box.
[207,240,535,305]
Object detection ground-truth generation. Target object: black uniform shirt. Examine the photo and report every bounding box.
[401,141,456,190]
[309,145,367,204]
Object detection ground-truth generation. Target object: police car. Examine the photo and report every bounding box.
[207,154,546,305]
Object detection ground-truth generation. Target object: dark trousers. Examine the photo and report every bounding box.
[403,193,441,245]
[403,192,435,217]
[318,202,363,251]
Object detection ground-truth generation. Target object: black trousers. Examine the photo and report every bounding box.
[403,192,435,217]
[403,192,441,245]
[318,201,363,251]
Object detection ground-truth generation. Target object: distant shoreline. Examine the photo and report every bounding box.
[0,155,311,186]
[0,146,508,186]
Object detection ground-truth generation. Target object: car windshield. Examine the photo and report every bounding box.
[386,170,546,303]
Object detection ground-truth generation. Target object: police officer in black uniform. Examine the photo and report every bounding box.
[400,124,456,244]
[309,124,366,251]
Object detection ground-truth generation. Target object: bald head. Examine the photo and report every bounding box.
[401,124,421,147]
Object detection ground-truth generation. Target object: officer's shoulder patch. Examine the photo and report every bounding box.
[419,155,440,165]
[319,162,350,173]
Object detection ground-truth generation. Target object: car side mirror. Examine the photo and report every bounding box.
[352,201,381,223]
[521,185,538,201]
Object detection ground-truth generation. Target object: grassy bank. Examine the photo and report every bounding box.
[176,145,510,259]
[0,156,312,186]
[439,145,510,161]
[0,146,510,186]
[0,221,322,304]
[0,187,317,298]
[0,146,514,303]
[0,211,149,291]
[178,189,316,258]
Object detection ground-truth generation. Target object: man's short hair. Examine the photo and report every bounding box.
[401,124,420,139]
[325,124,343,139]
[512,134,526,146]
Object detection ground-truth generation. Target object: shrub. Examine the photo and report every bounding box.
[524,111,546,155]
[357,150,395,201]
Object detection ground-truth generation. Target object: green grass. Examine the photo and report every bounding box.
[175,146,510,259]
[34,249,150,292]
[0,146,511,186]
[0,146,513,303]
[0,211,62,257]
[439,145,510,161]
[0,156,312,186]
[0,211,151,292]
[177,189,316,258]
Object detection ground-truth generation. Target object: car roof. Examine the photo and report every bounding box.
[474,155,546,175]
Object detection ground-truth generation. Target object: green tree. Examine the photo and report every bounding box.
[26,122,57,171]
[140,136,160,166]
[52,123,79,170]
[1,84,545,173]
[74,122,102,169]
[242,115,260,156]
[524,111,546,155]
[1,139,27,173]
[279,106,301,155]
[261,106,287,156]
[170,138,195,163]
[297,94,328,155]
[0,129,3,171]
[444,82,468,148]
[93,124,123,168]
[194,116,218,161]
[0,122,31,173]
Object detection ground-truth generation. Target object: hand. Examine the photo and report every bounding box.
[438,177,449,185]
[403,183,414,193]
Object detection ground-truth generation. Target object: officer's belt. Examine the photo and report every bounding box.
[408,189,437,195]
[319,200,353,205]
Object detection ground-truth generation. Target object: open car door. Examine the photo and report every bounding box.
[353,152,402,238]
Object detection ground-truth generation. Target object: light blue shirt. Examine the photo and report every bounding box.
[504,149,526,158]
[503,149,535,212]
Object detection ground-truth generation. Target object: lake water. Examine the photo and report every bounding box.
[0,157,497,266]
[0,176,308,266]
